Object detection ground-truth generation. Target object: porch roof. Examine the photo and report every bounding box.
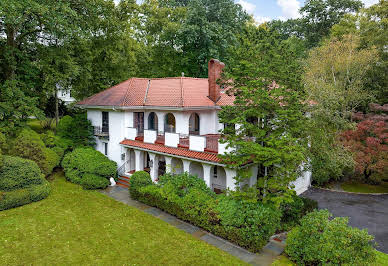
[119,139,222,163]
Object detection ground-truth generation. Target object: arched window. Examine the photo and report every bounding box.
[189,113,200,135]
[164,113,176,133]
[148,112,158,130]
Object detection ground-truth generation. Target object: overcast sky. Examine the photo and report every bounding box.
[114,0,379,24]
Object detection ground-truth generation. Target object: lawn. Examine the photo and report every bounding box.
[341,181,388,193]
[272,251,388,266]
[0,171,246,265]
[27,118,56,133]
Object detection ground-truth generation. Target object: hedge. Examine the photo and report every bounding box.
[130,172,281,252]
[62,147,117,189]
[0,156,50,211]
[286,209,376,265]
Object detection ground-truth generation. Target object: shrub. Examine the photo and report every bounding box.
[10,129,60,176]
[62,147,117,189]
[0,156,50,210]
[0,156,45,191]
[286,209,376,265]
[57,114,95,148]
[81,173,110,190]
[129,171,152,198]
[131,172,281,252]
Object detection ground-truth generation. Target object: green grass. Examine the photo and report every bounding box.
[272,251,388,266]
[341,181,388,193]
[27,118,56,133]
[0,171,246,265]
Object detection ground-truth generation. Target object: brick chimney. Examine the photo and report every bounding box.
[208,59,225,103]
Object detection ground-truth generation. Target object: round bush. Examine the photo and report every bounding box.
[285,209,376,265]
[0,156,50,210]
[0,156,44,191]
[81,173,110,190]
[62,147,117,189]
[129,171,152,198]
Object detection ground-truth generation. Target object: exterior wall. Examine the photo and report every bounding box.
[57,89,76,105]
[292,170,312,195]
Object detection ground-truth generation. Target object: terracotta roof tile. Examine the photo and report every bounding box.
[120,139,222,163]
[77,77,234,108]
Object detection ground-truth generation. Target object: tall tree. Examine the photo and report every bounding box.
[219,25,308,206]
[304,34,379,184]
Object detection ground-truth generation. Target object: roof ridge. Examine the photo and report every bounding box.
[180,77,184,107]
[143,79,151,105]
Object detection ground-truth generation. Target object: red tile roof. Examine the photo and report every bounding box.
[120,139,222,163]
[77,77,234,108]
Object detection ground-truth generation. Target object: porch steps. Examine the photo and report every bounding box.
[117,175,130,188]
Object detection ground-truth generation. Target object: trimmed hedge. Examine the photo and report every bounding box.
[130,172,281,252]
[0,156,50,211]
[286,209,376,265]
[62,147,117,189]
[10,129,60,176]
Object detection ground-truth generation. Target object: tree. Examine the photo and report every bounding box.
[219,25,308,206]
[331,0,388,104]
[304,34,379,184]
[341,104,388,183]
[299,0,363,47]
[56,113,95,148]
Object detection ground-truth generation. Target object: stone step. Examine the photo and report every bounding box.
[262,241,285,257]
[116,180,129,188]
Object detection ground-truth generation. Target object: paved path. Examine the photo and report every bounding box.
[302,188,388,253]
[100,186,285,265]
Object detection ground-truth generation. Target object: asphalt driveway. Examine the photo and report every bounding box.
[302,188,388,253]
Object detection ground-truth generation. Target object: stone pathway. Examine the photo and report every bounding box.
[100,185,285,265]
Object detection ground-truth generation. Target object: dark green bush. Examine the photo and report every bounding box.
[57,114,95,148]
[129,171,152,198]
[0,156,44,191]
[0,156,50,211]
[131,172,281,252]
[81,173,110,190]
[62,147,117,189]
[286,209,376,265]
[10,129,60,176]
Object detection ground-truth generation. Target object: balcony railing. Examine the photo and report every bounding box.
[94,126,109,137]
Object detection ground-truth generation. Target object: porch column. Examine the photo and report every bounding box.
[148,152,158,182]
[165,156,173,173]
[225,168,237,191]
[182,159,191,173]
[202,163,212,188]
[156,112,165,134]
[134,150,144,172]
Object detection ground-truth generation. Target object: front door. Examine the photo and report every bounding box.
[134,112,144,134]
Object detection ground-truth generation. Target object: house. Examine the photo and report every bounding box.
[77,59,311,194]
[57,88,76,105]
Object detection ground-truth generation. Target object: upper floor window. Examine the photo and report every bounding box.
[148,112,158,130]
[164,113,176,133]
[189,113,200,135]
[102,111,109,133]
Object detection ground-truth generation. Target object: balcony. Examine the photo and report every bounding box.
[94,126,109,137]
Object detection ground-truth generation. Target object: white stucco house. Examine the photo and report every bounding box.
[57,89,76,105]
[77,59,311,194]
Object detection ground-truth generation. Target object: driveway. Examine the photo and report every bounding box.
[302,188,388,253]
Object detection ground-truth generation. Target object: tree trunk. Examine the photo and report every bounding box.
[55,87,59,132]
[5,25,17,80]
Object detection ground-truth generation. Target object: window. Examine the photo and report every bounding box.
[102,112,109,133]
[104,143,108,156]
[148,112,158,130]
[189,113,200,135]
[134,112,144,133]
[213,166,218,178]
[164,113,176,133]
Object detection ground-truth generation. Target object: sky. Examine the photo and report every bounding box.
[115,0,380,24]
[236,0,380,24]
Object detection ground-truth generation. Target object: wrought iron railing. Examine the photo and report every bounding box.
[117,159,130,177]
[93,126,109,137]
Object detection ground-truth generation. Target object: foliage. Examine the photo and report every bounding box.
[56,114,95,148]
[129,171,152,198]
[131,172,281,252]
[0,171,244,265]
[219,25,308,206]
[62,147,117,189]
[331,0,388,104]
[341,181,388,193]
[341,114,388,182]
[304,34,378,184]
[0,132,5,169]
[285,209,376,266]
[0,156,50,210]
[10,129,59,176]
